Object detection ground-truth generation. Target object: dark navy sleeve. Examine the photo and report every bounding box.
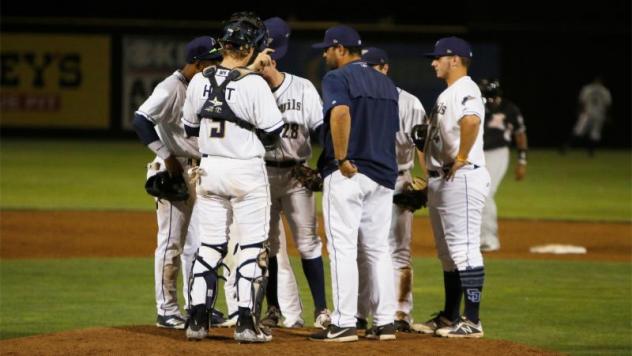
[132,113,160,145]
[184,124,200,137]
[321,71,351,117]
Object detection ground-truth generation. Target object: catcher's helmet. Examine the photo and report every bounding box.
[220,11,268,52]
[145,171,189,202]
[479,78,502,99]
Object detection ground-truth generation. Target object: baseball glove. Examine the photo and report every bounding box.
[393,176,428,212]
[145,171,189,202]
[291,165,323,192]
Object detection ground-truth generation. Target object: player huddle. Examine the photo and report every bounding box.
[134,10,528,344]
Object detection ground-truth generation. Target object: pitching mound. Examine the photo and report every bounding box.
[0,326,557,355]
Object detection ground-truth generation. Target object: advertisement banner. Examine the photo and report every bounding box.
[122,36,191,130]
[0,33,111,128]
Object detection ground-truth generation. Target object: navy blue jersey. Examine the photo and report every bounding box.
[317,60,399,189]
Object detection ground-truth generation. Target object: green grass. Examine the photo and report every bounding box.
[1,256,630,355]
[1,139,630,221]
[0,139,153,211]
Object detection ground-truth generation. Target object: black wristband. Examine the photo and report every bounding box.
[337,157,349,166]
[517,149,527,164]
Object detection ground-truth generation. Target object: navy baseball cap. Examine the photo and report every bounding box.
[424,36,473,58]
[264,17,291,60]
[361,47,389,65]
[312,25,362,49]
[185,36,222,63]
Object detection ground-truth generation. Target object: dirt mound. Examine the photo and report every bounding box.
[0,326,558,355]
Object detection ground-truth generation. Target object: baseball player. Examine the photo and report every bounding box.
[309,25,399,342]
[182,12,284,343]
[356,47,426,332]
[478,79,528,252]
[131,36,222,329]
[256,17,331,330]
[412,37,490,338]
[562,76,612,156]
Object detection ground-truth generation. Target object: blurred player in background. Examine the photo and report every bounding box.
[562,76,612,156]
[478,79,528,252]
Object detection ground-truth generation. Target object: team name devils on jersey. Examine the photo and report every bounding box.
[265,73,323,162]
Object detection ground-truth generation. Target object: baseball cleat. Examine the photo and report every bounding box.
[283,317,305,328]
[394,311,412,332]
[411,311,454,334]
[366,323,397,341]
[186,305,209,340]
[234,311,271,343]
[209,308,226,327]
[217,312,238,328]
[435,317,484,338]
[394,319,412,332]
[480,243,500,252]
[355,317,369,336]
[156,314,186,330]
[309,324,358,342]
[313,308,331,329]
[260,306,282,328]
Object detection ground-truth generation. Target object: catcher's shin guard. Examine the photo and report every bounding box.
[235,242,269,323]
[187,243,228,324]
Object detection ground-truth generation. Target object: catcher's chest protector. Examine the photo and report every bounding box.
[198,66,259,131]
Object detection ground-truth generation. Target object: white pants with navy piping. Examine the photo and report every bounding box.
[323,171,396,328]
[428,165,490,272]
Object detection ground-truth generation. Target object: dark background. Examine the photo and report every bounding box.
[1,0,630,147]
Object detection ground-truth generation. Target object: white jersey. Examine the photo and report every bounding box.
[580,82,612,118]
[396,88,425,171]
[182,67,284,160]
[136,71,199,158]
[265,73,323,162]
[425,75,485,170]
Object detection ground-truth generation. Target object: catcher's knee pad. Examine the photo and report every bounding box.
[236,242,269,321]
[188,242,228,313]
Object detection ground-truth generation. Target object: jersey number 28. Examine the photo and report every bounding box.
[281,123,299,139]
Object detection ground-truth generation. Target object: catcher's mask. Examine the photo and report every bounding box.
[145,171,189,202]
[220,11,268,53]
[479,78,502,100]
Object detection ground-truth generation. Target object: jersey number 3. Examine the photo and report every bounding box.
[209,119,225,138]
[281,123,299,139]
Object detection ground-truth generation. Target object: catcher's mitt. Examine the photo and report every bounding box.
[393,176,428,212]
[145,171,189,201]
[291,165,323,192]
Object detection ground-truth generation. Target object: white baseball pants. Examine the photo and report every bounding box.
[324,171,396,328]
[190,156,271,310]
[428,166,490,271]
[147,156,199,317]
[481,147,509,251]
